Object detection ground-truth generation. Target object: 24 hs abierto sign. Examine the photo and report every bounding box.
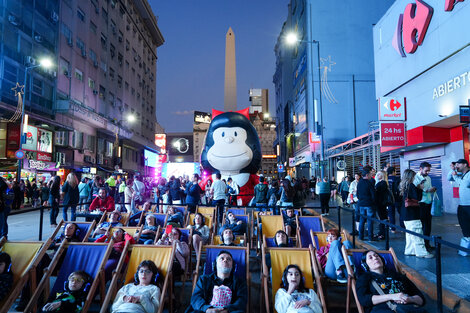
[380,122,406,147]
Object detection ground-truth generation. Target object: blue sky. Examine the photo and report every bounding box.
[148,0,290,132]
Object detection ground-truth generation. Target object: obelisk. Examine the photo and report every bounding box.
[224,27,237,111]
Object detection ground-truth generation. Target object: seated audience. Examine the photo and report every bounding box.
[51,223,81,250]
[165,206,185,228]
[112,260,161,313]
[136,214,158,245]
[275,264,323,313]
[0,252,13,302]
[274,230,292,248]
[356,250,427,313]
[315,229,352,283]
[89,188,115,213]
[283,208,297,237]
[220,212,246,236]
[187,213,210,257]
[92,211,123,238]
[186,250,247,313]
[95,228,135,281]
[219,228,238,247]
[128,201,152,226]
[156,227,189,277]
[41,270,92,313]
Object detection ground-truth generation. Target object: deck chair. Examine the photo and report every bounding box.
[192,245,250,312]
[228,208,246,215]
[188,213,215,232]
[155,227,193,280]
[197,206,216,215]
[172,205,187,216]
[56,221,96,242]
[136,212,168,228]
[109,226,143,241]
[252,210,272,249]
[261,246,327,313]
[258,215,284,251]
[211,233,247,246]
[262,234,296,248]
[0,238,50,313]
[100,244,175,313]
[297,216,325,248]
[341,247,401,313]
[281,208,301,216]
[25,241,114,313]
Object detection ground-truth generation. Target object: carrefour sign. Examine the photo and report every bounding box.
[379,97,406,121]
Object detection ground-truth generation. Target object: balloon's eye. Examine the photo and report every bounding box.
[234,131,237,136]
[222,132,225,137]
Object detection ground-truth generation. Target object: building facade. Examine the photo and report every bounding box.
[250,112,277,178]
[0,0,164,181]
[193,111,211,163]
[249,88,269,114]
[373,0,470,213]
[273,0,393,179]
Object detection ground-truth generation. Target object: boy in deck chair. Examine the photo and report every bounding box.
[186,250,247,313]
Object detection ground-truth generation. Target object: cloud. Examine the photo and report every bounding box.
[173,110,194,115]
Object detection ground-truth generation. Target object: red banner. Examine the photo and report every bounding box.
[37,152,53,162]
[380,122,406,147]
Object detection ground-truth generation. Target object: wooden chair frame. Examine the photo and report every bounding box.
[100,244,176,313]
[296,216,325,248]
[24,241,114,313]
[52,220,97,243]
[341,247,401,313]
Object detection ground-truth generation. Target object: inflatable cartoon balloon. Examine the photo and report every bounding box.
[200,108,261,205]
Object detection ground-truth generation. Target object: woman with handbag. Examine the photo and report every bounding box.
[399,170,434,258]
[375,171,392,240]
[356,250,427,313]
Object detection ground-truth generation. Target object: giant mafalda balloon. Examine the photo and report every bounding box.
[200,108,261,205]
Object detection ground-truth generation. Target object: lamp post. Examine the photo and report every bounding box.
[114,113,136,147]
[16,58,53,181]
[285,32,326,178]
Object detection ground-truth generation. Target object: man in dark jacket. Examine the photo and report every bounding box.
[357,167,377,241]
[185,250,247,313]
[254,176,268,208]
[185,174,202,214]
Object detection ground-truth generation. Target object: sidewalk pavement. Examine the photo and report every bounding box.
[304,197,470,312]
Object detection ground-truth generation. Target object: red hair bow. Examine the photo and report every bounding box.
[212,108,250,119]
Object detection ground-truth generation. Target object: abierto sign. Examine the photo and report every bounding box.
[379,97,406,121]
[380,122,406,147]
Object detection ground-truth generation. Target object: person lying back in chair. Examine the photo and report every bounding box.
[220,212,246,236]
[185,250,247,313]
[92,211,123,238]
[219,228,239,247]
[356,250,427,313]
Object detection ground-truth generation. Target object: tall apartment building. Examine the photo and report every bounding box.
[249,88,268,114]
[54,0,164,176]
[193,111,211,163]
[250,112,277,178]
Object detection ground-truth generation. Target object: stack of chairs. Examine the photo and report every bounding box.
[341,247,401,313]
[24,241,115,313]
[0,237,51,313]
[100,244,175,313]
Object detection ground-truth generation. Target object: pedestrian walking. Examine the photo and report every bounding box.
[293,180,307,209]
[348,173,360,233]
[330,177,338,202]
[375,171,391,240]
[39,181,49,207]
[387,166,403,231]
[49,176,61,227]
[318,177,331,215]
[309,176,317,200]
[78,177,91,212]
[211,173,227,224]
[447,159,470,253]
[400,169,434,258]
[25,179,33,205]
[31,178,39,208]
[204,180,213,205]
[338,176,350,204]
[414,161,437,251]
[61,172,79,221]
[169,177,182,205]
[12,181,22,211]
[357,167,377,242]
[19,179,25,207]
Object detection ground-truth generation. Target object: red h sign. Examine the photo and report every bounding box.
[381,123,406,147]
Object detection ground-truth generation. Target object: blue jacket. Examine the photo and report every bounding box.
[185,182,202,205]
[357,178,375,207]
[61,182,79,206]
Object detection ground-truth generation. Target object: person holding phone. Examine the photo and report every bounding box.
[156,227,189,277]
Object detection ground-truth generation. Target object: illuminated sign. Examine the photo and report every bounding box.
[194,111,212,124]
[432,70,470,100]
[393,0,463,57]
[309,132,321,144]
[380,122,406,147]
[23,125,38,151]
[155,134,166,153]
[167,135,193,156]
[37,129,52,153]
[262,154,277,159]
[379,97,406,121]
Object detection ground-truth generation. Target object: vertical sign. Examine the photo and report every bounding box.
[380,122,406,147]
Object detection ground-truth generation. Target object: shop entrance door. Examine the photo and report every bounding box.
[409,157,443,202]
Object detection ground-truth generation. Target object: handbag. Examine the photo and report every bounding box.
[371,280,427,313]
[431,193,442,216]
[404,198,419,207]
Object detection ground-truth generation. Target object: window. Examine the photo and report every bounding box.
[118,53,123,66]
[75,69,83,81]
[76,37,85,51]
[88,78,95,89]
[110,44,115,58]
[77,8,85,21]
[99,85,106,99]
[117,75,122,88]
[32,78,43,95]
[109,67,115,79]
[105,141,113,157]
[90,21,97,34]
[61,23,72,42]
[101,7,108,23]
[100,60,107,73]
[89,49,97,63]
[125,81,129,90]
[100,33,107,49]
[59,57,70,76]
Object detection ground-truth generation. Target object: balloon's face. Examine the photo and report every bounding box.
[207,127,253,171]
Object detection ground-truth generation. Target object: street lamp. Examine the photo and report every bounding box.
[114,113,136,148]
[16,57,53,181]
[285,32,326,178]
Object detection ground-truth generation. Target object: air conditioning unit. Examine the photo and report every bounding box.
[84,155,96,163]
[8,14,20,26]
[67,37,73,47]
[50,11,59,23]
[34,35,43,43]
[93,89,98,95]
[97,154,104,164]
[25,56,36,66]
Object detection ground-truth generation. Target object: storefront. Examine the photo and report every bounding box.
[22,159,59,183]
[373,0,470,213]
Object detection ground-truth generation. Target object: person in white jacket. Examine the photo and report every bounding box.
[111,260,161,313]
[275,264,323,313]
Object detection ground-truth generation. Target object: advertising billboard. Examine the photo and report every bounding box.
[155,134,166,153]
[161,162,200,179]
[167,134,193,156]
[23,125,38,151]
[194,111,212,124]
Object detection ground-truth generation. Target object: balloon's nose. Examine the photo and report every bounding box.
[224,136,234,143]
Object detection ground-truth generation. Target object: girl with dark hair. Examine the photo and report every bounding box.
[111,260,161,313]
[41,270,92,312]
[0,251,13,302]
[274,230,290,247]
[49,176,61,227]
[356,250,426,313]
[169,178,182,204]
[187,213,210,257]
[315,229,352,284]
[275,264,322,313]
